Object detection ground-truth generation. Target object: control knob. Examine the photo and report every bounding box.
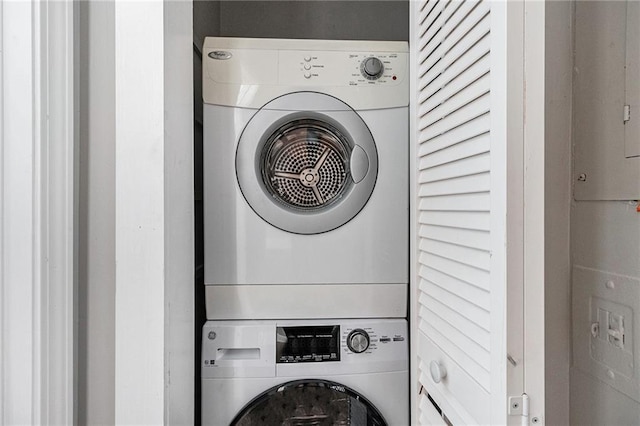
[347,329,370,353]
[361,57,384,80]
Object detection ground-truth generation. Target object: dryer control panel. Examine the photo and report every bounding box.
[277,50,407,87]
[202,37,409,110]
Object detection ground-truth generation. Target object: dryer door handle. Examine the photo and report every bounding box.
[350,145,370,184]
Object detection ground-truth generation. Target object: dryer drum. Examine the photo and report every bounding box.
[261,119,353,211]
[231,379,387,426]
[235,92,379,235]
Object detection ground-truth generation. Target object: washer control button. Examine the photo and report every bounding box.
[304,72,312,79]
[347,329,370,353]
[304,64,311,70]
[304,56,312,62]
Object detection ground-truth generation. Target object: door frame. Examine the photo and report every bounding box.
[0,1,75,423]
[1,0,195,423]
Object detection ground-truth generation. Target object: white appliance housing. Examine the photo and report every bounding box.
[201,319,409,425]
[203,37,409,319]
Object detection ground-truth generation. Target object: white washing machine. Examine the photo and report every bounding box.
[201,319,408,425]
[202,38,409,319]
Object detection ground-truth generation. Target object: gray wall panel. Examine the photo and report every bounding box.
[219,1,408,41]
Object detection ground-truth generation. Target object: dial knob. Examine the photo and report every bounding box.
[347,329,370,353]
[361,57,384,80]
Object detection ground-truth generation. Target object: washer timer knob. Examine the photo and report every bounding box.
[347,329,370,353]
[361,57,384,80]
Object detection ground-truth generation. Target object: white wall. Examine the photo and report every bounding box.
[571,2,640,423]
[544,1,572,424]
[571,201,640,424]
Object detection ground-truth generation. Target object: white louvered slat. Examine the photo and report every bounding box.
[419,56,490,116]
[418,0,450,40]
[419,133,490,170]
[418,395,446,426]
[418,251,490,291]
[419,152,490,183]
[417,0,435,25]
[419,238,489,271]
[419,171,490,196]
[418,0,476,54]
[418,209,489,231]
[418,1,466,56]
[418,0,447,41]
[419,27,490,100]
[420,61,489,116]
[417,0,438,27]
[419,290,490,350]
[418,209,489,230]
[418,273,490,326]
[418,113,489,156]
[419,223,490,249]
[420,51,490,111]
[418,11,490,84]
[418,192,490,212]
[419,73,490,130]
[418,367,431,392]
[418,92,489,138]
[419,1,489,74]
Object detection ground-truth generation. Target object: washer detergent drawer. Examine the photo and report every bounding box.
[201,322,275,379]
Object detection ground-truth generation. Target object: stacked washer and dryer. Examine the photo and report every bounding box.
[202,37,409,425]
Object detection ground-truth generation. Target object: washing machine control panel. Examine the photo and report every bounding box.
[201,320,408,379]
[276,325,341,363]
[341,323,406,355]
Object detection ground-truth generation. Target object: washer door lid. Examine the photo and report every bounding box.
[236,92,378,234]
[230,379,387,426]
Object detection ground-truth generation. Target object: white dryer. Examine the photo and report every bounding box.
[202,38,408,319]
[201,319,408,425]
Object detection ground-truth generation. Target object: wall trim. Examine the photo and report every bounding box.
[0,0,75,424]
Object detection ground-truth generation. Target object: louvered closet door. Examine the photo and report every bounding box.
[410,1,525,424]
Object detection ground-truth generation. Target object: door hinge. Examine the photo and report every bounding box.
[508,394,530,426]
[624,105,631,123]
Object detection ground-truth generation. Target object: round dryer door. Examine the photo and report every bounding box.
[236,92,378,234]
[230,379,387,426]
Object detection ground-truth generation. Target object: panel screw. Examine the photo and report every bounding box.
[578,173,587,182]
[512,402,520,409]
[532,417,540,424]
[208,331,217,340]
